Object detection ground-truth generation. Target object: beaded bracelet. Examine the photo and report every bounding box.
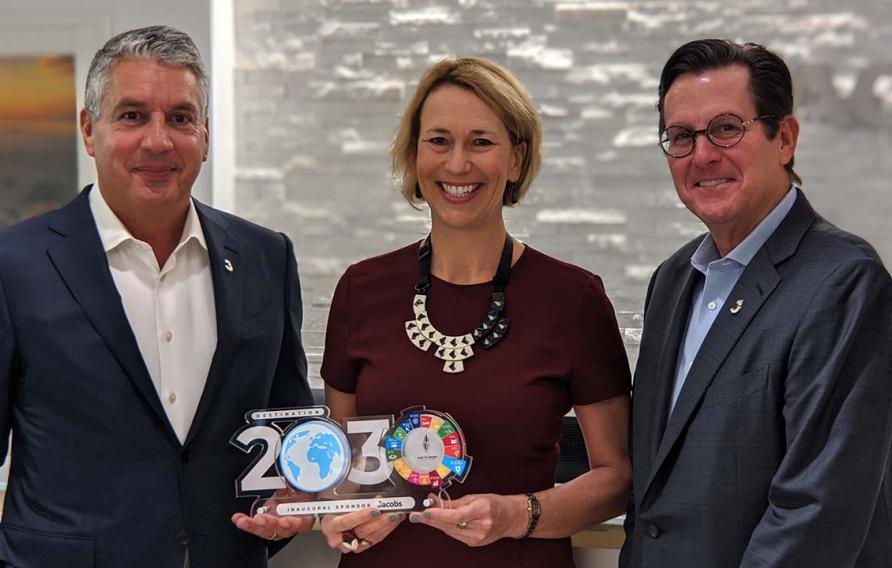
[515,492,541,539]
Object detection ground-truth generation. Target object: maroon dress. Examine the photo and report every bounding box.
[322,242,631,568]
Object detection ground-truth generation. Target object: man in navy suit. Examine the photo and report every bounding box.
[0,26,313,567]
[621,39,892,567]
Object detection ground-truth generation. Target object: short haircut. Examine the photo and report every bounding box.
[657,39,801,186]
[391,57,542,206]
[85,25,208,120]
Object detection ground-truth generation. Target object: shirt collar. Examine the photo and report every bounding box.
[691,186,798,273]
[89,184,208,253]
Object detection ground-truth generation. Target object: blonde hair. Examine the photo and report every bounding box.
[391,57,542,206]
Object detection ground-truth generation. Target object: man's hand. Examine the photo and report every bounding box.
[231,488,315,542]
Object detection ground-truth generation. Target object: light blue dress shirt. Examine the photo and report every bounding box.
[669,187,798,413]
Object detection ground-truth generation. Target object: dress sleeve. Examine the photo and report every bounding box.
[320,267,360,394]
[569,274,632,405]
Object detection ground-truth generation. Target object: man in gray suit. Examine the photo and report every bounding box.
[620,39,892,567]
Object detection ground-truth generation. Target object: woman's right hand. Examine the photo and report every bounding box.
[320,509,406,554]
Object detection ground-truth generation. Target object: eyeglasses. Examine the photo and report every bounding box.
[659,113,775,158]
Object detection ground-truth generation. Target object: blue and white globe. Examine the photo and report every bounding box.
[278,420,350,493]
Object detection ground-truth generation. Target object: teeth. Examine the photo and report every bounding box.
[697,178,732,188]
[441,183,477,197]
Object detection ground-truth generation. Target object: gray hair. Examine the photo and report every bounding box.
[84,25,208,119]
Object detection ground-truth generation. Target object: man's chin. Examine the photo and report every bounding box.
[129,183,190,209]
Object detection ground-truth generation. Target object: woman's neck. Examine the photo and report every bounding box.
[429,222,516,285]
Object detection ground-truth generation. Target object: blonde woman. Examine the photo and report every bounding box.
[320,57,631,567]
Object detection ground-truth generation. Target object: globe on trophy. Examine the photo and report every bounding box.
[278,419,351,493]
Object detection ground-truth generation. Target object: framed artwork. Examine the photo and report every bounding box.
[0,54,77,226]
[0,13,111,228]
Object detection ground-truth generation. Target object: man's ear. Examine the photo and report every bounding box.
[777,115,799,168]
[80,108,96,158]
[202,116,209,162]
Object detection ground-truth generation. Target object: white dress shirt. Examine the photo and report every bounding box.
[90,186,217,443]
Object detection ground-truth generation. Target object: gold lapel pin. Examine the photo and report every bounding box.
[224,259,234,272]
[729,299,744,314]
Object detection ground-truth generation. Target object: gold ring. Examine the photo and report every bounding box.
[267,531,278,541]
[456,521,469,530]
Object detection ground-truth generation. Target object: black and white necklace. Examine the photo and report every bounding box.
[405,234,512,374]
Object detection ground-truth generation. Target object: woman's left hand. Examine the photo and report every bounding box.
[410,493,526,546]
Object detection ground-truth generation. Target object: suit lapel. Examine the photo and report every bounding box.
[185,202,243,445]
[650,261,700,452]
[641,190,817,499]
[46,187,178,443]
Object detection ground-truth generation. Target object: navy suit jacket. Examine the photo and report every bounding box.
[621,192,892,567]
[0,187,313,568]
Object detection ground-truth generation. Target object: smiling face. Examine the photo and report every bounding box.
[80,58,208,220]
[415,84,523,233]
[662,65,798,253]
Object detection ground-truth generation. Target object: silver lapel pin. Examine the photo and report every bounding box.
[224,259,234,272]
[729,298,744,314]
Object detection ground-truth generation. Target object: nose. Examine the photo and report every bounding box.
[141,114,173,154]
[444,145,471,174]
[690,132,721,168]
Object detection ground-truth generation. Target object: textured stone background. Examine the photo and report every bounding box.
[232,0,892,387]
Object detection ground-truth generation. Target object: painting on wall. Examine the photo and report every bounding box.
[0,54,77,228]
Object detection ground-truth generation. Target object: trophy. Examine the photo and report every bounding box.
[231,405,472,517]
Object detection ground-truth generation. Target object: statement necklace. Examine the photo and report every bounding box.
[405,234,512,374]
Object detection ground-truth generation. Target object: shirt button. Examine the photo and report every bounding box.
[168,392,177,404]
[164,330,173,342]
[707,301,717,310]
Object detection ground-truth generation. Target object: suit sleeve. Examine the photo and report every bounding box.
[620,263,662,568]
[268,233,313,410]
[740,257,892,567]
[265,234,313,557]
[0,267,14,464]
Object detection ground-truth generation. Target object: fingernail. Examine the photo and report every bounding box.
[388,513,400,522]
[409,513,422,523]
[371,510,382,518]
[423,511,432,519]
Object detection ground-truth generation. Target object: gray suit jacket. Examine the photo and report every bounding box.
[621,191,892,568]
